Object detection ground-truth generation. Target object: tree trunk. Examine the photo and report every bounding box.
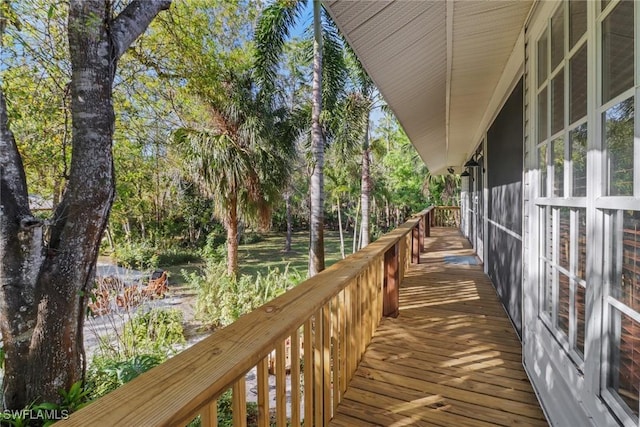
[385,198,390,230]
[284,191,292,253]
[336,196,345,259]
[308,0,325,277]
[0,0,170,409]
[352,199,360,254]
[226,194,239,277]
[359,118,371,249]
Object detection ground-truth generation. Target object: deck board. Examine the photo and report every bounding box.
[329,227,547,426]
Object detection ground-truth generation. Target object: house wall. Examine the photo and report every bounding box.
[521,1,640,426]
[486,78,524,337]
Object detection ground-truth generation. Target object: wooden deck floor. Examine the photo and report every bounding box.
[329,228,548,427]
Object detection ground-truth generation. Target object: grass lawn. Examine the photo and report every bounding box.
[165,229,355,285]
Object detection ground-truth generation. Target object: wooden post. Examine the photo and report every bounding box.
[383,243,399,317]
[425,211,431,237]
[430,208,436,227]
[419,215,425,251]
[412,225,420,264]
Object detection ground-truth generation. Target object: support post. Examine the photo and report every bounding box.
[419,215,425,250]
[411,225,420,264]
[425,211,431,237]
[383,243,399,317]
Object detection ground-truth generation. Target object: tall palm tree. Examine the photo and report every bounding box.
[335,46,380,248]
[176,71,294,276]
[255,0,346,277]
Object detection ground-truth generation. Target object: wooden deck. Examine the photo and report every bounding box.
[330,228,548,427]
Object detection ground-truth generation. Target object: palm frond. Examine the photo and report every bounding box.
[254,0,308,95]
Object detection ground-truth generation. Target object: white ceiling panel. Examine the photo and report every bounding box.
[324,0,534,174]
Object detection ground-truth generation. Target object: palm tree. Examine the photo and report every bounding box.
[255,0,346,277]
[335,47,380,248]
[176,71,294,276]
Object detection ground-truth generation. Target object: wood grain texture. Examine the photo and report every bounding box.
[330,227,548,427]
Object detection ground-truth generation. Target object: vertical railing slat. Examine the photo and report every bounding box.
[303,319,313,424]
[276,340,287,427]
[200,400,218,427]
[322,303,331,425]
[331,295,340,412]
[313,310,323,426]
[339,288,347,396]
[232,378,247,427]
[290,329,301,427]
[257,358,270,427]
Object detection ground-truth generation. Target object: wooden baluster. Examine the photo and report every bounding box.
[331,295,340,412]
[356,276,363,362]
[303,319,313,425]
[276,340,287,427]
[339,289,347,396]
[347,280,357,381]
[232,378,247,427]
[291,329,301,427]
[367,263,374,340]
[257,359,269,427]
[322,303,331,425]
[426,211,431,237]
[200,400,218,427]
[313,311,323,426]
[374,256,381,329]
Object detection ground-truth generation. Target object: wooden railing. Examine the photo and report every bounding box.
[60,207,434,427]
[432,205,461,228]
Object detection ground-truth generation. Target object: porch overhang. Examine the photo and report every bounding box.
[323,0,534,174]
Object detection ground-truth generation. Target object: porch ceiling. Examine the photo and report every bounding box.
[324,0,533,174]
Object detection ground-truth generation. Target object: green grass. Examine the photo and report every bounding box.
[164,229,355,286]
[238,230,355,277]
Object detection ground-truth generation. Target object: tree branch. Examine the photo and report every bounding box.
[0,88,29,217]
[111,0,171,60]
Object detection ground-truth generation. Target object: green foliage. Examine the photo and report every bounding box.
[0,381,89,426]
[121,308,186,357]
[241,231,264,245]
[185,261,303,326]
[186,390,259,427]
[112,243,200,270]
[85,354,164,400]
[113,242,159,270]
[156,248,201,266]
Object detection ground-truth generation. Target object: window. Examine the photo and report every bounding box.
[536,1,589,366]
[599,1,638,422]
[530,0,639,423]
[604,210,640,421]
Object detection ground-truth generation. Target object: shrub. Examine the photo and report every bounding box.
[241,231,263,245]
[113,242,159,271]
[156,248,201,266]
[121,308,186,357]
[0,381,91,426]
[86,354,163,400]
[185,262,303,327]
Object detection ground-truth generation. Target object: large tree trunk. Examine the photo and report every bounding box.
[0,0,170,409]
[359,117,371,249]
[308,0,325,277]
[226,194,239,277]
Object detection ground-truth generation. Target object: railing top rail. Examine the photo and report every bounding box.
[61,207,433,426]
